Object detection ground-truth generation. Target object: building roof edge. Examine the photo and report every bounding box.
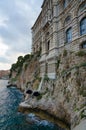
[41,0,46,8]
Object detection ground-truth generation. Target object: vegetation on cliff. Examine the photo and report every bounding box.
[9,50,41,90]
[10,54,32,77]
[9,49,86,129]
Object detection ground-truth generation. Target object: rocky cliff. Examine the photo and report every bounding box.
[9,52,40,91]
[9,50,86,130]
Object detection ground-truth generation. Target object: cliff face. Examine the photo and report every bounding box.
[10,53,40,91]
[10,50,86,130]
[15,56,40,91]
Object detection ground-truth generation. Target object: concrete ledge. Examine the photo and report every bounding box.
[18,101,70,130]
[72,120,86,130]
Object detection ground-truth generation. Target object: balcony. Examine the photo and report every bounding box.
[43,20,51,30]
[42,14,51,29]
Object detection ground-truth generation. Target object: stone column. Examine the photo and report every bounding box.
[72,17,79,41]
[51,1,59,54]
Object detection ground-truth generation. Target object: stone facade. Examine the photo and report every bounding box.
[31,0,86,79]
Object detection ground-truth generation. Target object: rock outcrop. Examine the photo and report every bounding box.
[10,50,86,130]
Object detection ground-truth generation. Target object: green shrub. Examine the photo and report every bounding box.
[74,108,79,112]
[79,62,86,67]
[63,49,67,57]
[24,63,28,70]
[79,86,86,97]
[76,51,86,57]
[11,77,17,82]
[36,94,42,100]
[81,110,86,119]
[23,54,31,61]
[44,74,50,81]
[36,77,41,82]
[56,59,60,69]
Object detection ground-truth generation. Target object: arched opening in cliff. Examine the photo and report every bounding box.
[33,91,40,96]
[26,89,33,94]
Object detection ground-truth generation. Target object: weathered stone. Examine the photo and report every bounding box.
[9,0,86,129]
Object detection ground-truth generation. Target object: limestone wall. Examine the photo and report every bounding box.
[20,50,86,129]
[31,0,86,79]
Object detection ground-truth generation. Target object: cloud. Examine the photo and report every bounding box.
[0,63,11,70]
[0,37,9,57]
[0,14,8,27]
[0,0,43,70]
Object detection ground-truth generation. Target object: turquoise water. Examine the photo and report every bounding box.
[0,80,65,130]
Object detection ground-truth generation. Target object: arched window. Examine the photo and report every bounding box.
[79,1,86,13]
[65,16,71,25]
[66,27,72,43]
[63,0,67,8]
[47,40,50,51]
[81,42,86,48]
[80,17,86,35]
[33,47,35,52]
[63,0,71,9]
[45,63,48,74]
[46,40,50,54]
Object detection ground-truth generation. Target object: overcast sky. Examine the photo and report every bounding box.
[0,0,43,70]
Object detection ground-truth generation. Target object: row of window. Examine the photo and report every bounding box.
[46,17,86,53]
[66,17,86,43]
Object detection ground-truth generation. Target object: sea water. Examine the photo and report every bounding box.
[0,80,65,130]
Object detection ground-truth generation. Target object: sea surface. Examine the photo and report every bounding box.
[0,80,65,130]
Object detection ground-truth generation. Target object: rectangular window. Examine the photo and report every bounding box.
[46,40,50,54]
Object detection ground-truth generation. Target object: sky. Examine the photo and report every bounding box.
[0,0,43,70]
